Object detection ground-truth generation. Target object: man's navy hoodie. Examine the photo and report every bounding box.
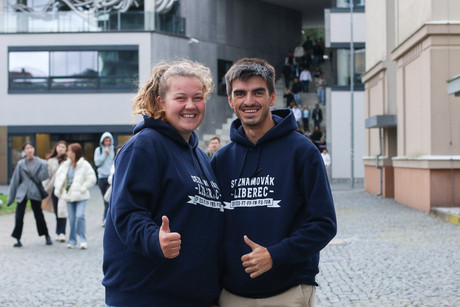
[103,116,223,307]
[211,109,337,298]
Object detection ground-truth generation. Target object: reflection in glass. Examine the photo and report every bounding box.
[335,48,365,86]
[9,49,138,92]
[9,52,49,77]
[51,51,97,77]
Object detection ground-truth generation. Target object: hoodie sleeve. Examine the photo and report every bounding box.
[267,149,337,267]
[94,146,106,167]
[109,140,164,259]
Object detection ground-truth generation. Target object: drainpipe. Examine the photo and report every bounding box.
[376,127,383,196]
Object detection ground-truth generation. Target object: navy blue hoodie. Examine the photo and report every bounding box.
[211,109,336,298]
[103,116,223,307]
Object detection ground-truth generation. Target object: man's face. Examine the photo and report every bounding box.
[228,76,275,128]
[103,137,112,147]
[208,139,220,153]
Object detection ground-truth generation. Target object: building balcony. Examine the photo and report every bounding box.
[0,11,185,35]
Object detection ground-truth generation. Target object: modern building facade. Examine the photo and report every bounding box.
[0,0,302,184]
[325,0,366,180]
[362,0,460,211]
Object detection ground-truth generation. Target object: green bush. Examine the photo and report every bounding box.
[0,194,18,215]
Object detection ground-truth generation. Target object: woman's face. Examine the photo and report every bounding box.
[159,76,205,141]
[56,143,67,156]
[67,149,75,161]
[23,144,35,158]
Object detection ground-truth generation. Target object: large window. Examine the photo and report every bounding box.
[334,48,365,87]
[8,46,138,93]
[335,0,365,8]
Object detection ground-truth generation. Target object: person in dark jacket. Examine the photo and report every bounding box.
[102,60,223,307]
[212,58,336,307]
[7,142,52,247]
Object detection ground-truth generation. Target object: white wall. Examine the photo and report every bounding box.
[0,32,152,126]
[329,90,365,179]
[329,11,366,43]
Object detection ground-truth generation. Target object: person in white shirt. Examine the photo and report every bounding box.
[291,104,302,128]
[299,67,312,93]
[321,148,331,175]
[293,42,305,62]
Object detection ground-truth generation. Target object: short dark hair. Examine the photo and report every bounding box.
[225,58,275,96]
[22,141,34,151]
[209,136,220,143]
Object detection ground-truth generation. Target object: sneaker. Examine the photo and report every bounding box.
[13,241,22,248]
[67,243,75,249]
[45,235,52,246]
[57,233,66,242]
[80,242,88,249]
[101,219,106,227]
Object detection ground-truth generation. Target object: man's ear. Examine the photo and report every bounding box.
[228,95,234,109]
[269,92,276,107]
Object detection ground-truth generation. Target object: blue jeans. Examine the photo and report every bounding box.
[293,93,301,104]
[317,88,325,105]
[67,200,87,245]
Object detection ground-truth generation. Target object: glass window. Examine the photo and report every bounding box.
[336,0,365,8]
[50,51,97,77]
[334,48,365,86]
[8,47,138,93]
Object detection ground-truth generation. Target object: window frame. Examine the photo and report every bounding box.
[8,45,139,94]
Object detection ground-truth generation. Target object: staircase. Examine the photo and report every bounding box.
[202,59,332,146]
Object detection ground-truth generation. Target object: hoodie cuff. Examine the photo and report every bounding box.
[267,243,290,268]
[149,229,165,259]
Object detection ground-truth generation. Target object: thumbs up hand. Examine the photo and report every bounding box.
[241,235,273,278]
[158,215,181,259]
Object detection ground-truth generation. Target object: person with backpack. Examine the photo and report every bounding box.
[94,131,115,227]
[7,141,52,247]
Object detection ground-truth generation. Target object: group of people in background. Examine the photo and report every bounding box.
[5,57,336,307]
[6,131,116,250]
[283,37,330,175]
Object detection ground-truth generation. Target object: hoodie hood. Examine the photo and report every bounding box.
[230,108,297,147]
[99,132,114,147]
[133,115,199,149]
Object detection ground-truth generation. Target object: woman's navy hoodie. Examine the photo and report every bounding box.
[211,109,336,298]
[103,116,223,307]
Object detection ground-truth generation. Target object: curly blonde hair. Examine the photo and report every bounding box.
[132,59,214,120]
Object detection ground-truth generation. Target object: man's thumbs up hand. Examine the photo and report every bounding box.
[159,216,181,259]
[241,235,273,278]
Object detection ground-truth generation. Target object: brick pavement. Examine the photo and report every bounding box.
[316,183,460,306]
[0,186,106,306]
[0,183,458,306]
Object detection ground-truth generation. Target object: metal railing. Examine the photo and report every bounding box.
[0,11,185,35]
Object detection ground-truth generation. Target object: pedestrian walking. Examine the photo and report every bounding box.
[315,74,326,105]
[102,60,223,306]
[312,103,323,128]
[94,131,115,227]
[7,141,52,247]
[42,140,68,242]
[302,105,310,131]
[299,66,312,93]
[54,143,97,249]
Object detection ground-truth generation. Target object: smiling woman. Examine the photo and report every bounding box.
[103,59,223,306]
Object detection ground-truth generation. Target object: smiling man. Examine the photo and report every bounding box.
[211,58,337,307]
